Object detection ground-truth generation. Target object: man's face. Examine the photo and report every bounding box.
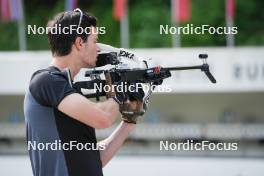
[81,27,99,67]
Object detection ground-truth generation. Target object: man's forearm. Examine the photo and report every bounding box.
[98,121,135,167]
[96,98,119,123]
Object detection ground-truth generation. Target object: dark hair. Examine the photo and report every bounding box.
[47,10,97,56]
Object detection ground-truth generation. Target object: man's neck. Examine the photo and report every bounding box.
[50,55,81,78]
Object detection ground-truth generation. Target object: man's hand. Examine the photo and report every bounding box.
[104,73,149,123]
[120,84,146,124]
[120,100,144,124]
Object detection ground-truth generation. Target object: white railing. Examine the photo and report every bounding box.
[1,123,264,140]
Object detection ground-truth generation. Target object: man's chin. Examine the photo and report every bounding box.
[91,62,96,67]
[86,63,96,68]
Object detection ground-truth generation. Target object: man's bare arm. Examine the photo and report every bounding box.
[58,93,119,129]
[96,98,119,116]
[98,121,135,167]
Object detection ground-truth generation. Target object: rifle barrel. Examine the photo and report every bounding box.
[166,65,202,71]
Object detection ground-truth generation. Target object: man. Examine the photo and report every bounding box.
[24,9,145,176]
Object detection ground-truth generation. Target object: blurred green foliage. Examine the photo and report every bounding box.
[0,0,263,50]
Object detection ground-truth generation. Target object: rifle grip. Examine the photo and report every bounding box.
[104,72,115,98]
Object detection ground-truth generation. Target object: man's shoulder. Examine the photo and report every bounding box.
[30,66,67,84]
[28,66,75,107]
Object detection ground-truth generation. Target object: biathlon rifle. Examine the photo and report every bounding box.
[73,44,216,101]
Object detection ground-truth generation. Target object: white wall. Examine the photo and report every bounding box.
[0,47,264,94]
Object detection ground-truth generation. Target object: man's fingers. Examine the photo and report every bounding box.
[128,101,138,109]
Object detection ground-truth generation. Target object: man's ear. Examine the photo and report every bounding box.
[74,37,83,51]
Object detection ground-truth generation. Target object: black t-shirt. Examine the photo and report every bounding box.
[24,66,103,176]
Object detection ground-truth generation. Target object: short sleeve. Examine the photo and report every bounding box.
[29,70,77,107]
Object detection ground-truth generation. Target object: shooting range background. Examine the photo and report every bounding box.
[0,0,264,175]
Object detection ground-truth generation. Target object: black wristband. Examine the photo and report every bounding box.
[122,119,137,124]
